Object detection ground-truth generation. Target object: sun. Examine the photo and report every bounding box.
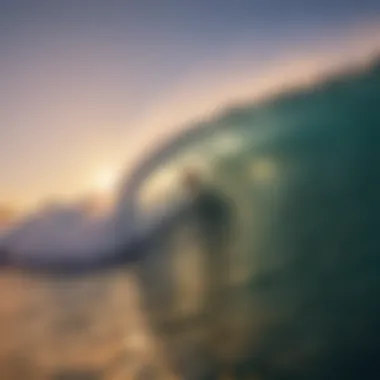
[93,167,119,194]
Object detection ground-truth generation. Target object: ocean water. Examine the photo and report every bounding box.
[0,268,172,380]
[131,60,380,379]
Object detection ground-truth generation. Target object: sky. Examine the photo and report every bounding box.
[1,0,380,214]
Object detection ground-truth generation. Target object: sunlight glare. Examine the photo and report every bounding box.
[93,167,119,194]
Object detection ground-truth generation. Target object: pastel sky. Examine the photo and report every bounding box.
[1,0,380,212]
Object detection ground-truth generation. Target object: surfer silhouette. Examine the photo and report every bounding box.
[181,168,234,312]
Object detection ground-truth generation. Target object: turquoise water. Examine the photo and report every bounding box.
[134,61,380,379]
